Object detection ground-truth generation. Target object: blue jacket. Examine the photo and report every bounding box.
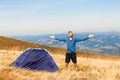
[55,36,89,54]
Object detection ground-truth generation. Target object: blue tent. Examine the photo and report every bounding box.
[12,48,58,72]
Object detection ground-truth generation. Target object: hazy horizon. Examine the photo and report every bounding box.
[0,0,120,36]
[7,31,119,37]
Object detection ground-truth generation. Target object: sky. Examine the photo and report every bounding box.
[0,0,120,36]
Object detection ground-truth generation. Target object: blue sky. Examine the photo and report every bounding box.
[0,0,120,36]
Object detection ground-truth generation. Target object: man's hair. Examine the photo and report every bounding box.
[68,31,73,34]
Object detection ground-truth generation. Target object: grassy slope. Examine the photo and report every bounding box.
[0,36,119,60]
[0,36,42,50]
[0,36,120,80]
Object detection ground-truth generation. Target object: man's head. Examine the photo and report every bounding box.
[68,31,73,38]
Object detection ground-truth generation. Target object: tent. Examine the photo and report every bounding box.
[12,48,58,72]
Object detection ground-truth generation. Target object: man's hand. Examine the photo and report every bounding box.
[88,34,94,38]
[50,35,55,39]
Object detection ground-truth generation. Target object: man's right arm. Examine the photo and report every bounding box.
[50,35,66,42]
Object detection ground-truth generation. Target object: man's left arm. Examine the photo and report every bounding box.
[76,34,94,42]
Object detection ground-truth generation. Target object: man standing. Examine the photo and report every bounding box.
[50,31,94,70]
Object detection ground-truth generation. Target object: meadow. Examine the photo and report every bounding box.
[0,36,120,80]
[0,49,120,80]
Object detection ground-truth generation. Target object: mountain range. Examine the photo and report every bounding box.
[11,31,120,56]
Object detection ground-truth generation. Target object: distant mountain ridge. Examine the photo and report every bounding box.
[11,31,120,55]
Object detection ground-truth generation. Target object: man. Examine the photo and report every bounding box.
[50,31,94,70]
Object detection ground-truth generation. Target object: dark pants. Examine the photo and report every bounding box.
[65,53,77,64]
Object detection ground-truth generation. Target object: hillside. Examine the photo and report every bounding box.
[0,36,120,80]
[0,36,41,50]
[0,36,119,60]
[0,50,120,80]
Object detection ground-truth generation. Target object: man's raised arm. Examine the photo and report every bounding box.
[50,35,66,42]
[88,34,94,38]
[76,34,94,42]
